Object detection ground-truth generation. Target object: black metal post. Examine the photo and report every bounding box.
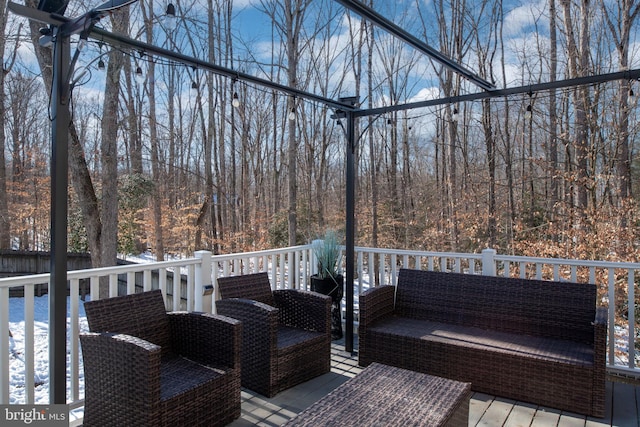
[49,27,70,404]
[345,111,356,354]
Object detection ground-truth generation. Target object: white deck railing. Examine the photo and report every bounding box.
[1,245,638,420]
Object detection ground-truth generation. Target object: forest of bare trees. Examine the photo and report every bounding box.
[1,0,639,268]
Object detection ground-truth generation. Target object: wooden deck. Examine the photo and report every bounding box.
[229,343,640,427]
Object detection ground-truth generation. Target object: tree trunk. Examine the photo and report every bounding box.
[601,0,640,222]
[0,0,11,249]
[141,0,164,261]
[100,8,128,274]
[549,0,559,219]
[560,0,591,217]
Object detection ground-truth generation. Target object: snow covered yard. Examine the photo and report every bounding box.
[8,295,88,405]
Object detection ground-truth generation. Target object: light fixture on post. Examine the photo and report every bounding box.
[164,3,176,31]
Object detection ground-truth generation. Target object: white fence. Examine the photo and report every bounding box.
[0,245,638,421]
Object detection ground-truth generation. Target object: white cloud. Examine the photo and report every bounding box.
[410,87,440,103]
[233,0,259,9]
[503,0,548,38]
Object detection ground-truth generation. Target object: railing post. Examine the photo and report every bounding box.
[194,251,213,313]
[311,239,322,276]
[481,248,497,276]
[0,287,8,403]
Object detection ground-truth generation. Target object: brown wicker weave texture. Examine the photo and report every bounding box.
[80,289,242,427]
[216,272,331,397]
[284,362,471,427]
[358,269,607,418]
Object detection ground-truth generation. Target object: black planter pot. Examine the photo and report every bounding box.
[310,274,343,340]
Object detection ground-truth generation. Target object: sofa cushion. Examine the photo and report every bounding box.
[368,316,594,366]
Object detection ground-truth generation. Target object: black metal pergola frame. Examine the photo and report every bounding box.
[8,0,640,405]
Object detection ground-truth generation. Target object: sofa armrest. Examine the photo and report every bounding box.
[593,306,608,363]
[273,289,331,333]
[80,332,162,405]
[167,311,242,369]
[359,285,396,328]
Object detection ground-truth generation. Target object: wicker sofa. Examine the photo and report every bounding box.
[358,268,607,418]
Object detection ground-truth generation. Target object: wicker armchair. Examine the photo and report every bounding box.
[80,289,241,427]
[216,272,331,397]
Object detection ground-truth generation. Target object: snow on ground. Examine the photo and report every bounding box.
[8,295,88,405]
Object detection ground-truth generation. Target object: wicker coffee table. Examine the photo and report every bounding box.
[284,362,471,426]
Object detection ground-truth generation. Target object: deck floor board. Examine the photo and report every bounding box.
[228,343,640,427]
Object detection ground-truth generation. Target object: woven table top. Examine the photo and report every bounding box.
[284,362,471,427]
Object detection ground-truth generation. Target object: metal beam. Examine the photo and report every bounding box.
[335,0,495,91]
[355,68,640,117]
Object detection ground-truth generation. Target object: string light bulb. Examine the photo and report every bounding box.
[628,88,636,104]
[452,107,459,122]
[96,42,105,72]
[135,66,144,85]
[288,107,296,121]
[165,3,177,31]
[525,104,532,120]
[524,91,533,120]
[191,80,198,91]
[232,92,240,108]
[77,35,88,52]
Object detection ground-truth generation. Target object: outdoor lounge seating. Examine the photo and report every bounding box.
[358,268,607,418]
[80,289,242,427]
[216,272,331,397]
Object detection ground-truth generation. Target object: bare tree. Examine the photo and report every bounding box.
[261,0,313,246]
[0,0,13,249]
[140,0,164,260]
[560,0,591,216]
[98,8,129,272]
[601,0,640,207]
[548,0,560,219]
